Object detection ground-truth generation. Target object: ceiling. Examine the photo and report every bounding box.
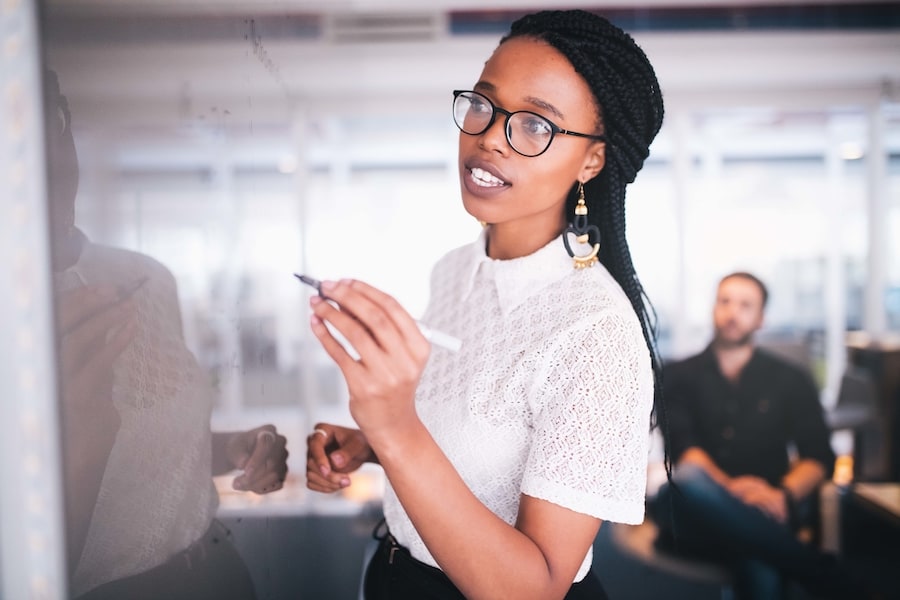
[43,0,900,16]
[39,1,900,166]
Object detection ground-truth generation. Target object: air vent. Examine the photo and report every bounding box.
[324,12,444,43]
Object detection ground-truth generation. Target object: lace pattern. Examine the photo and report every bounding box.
[59,243,217,596]
[383,232,654,581]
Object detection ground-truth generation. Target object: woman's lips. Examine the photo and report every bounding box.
[462,161,510,197]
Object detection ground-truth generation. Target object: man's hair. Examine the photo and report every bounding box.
[721,271,769,308]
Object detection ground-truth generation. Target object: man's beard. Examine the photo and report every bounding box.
[713,327,754,349]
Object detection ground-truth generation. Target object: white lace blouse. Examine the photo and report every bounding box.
[382,231,654,582]
[56,241,217,597]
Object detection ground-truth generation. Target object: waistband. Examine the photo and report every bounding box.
[369,519,465,599]
[174,519,230,570]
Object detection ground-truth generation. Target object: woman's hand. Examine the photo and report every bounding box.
[307,279,430,443]
[305,423,376,493]
[221,426,289,493]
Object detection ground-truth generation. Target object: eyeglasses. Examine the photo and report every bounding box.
[452,90,605,157]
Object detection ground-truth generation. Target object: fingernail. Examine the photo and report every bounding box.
[340,477,350,487]
[331,453,345,468]
[320,464,330,476]
[310,314,322,327]
[309,295,322,306]
[320,280,336,292]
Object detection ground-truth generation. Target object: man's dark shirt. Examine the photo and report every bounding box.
[664,345,836,486]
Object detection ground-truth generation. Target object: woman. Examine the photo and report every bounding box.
[305,10,664,599]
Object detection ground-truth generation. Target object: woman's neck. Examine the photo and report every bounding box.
[485,219,565,260]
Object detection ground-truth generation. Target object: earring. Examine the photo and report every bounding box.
[562,181,600,269]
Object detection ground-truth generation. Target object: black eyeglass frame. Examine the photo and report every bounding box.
[452,89,606,157]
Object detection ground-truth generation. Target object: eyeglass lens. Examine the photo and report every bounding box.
[453,91,554,157]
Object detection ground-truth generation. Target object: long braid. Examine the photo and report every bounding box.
[502,11,669,468]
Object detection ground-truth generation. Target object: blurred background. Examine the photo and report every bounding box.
[2,0,899,598]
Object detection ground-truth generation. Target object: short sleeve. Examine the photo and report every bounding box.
[520,310,654,525]
[786,367,836,476]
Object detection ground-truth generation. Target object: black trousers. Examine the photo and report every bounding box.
[75,520,256,600]
[363,531,609,600]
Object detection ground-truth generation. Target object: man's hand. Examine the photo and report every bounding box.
[728,476,788,523]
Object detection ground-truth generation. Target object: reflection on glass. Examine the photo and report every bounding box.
[45,69,289,599]
[36,3,900,599]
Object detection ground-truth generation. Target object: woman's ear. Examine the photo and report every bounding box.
[580,142,606,182]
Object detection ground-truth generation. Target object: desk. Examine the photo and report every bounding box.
[841,482,900,597]
[851,482,900,527]
[841,482,900,555]
[846,340,900,480]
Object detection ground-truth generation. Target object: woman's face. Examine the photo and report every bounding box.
[458,36,605,258]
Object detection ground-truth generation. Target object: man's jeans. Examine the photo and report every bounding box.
[651,465,850,600]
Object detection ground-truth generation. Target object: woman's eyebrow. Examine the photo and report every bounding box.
[472,81,565,120]
[525,96,564,120]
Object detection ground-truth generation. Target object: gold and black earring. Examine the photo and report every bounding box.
[562,181,600,269]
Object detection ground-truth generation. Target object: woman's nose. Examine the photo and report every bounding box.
[478,115,510,155]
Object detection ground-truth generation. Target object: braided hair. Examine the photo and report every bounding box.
[501,11,667,438]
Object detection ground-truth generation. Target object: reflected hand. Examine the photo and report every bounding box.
[55,284,137,571]
[305,423,376,493]
[56,285,137,425]
[228,426,289,494]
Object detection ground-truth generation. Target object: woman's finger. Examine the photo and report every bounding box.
[311,281,417,376]
[305,426,350,488]
[305,426,347,490]
[342,280,430,359]
[306,425,335,477]
[329,431,373,472]
[305,455,348,493]
[308,300,370,376]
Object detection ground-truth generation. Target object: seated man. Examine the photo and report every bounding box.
[652,272,870,600]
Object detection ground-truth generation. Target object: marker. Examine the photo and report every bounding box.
[294,273,461,353]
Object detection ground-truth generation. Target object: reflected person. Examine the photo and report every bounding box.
[45,69,289,600]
